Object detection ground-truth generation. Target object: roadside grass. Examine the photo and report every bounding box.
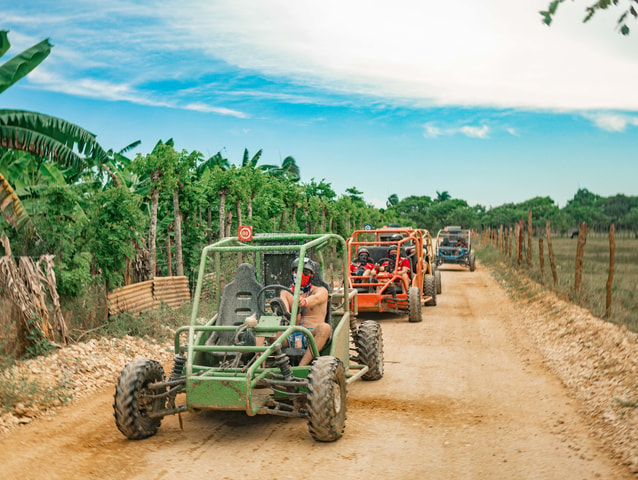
[476,236,638,333]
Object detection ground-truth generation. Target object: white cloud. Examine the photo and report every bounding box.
[583,112,638,132]
[7,0,638,113]
[157,0,638,111]
[423,122,491,139]
[460,125,490,139]
[27,68,249,118]
[183,102,249,118]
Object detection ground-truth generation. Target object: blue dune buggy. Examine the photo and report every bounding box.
[434,226,475,271]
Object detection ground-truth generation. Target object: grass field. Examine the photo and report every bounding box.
[477,234,638,332]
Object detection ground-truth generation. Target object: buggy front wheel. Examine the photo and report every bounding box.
[113,358,166,439]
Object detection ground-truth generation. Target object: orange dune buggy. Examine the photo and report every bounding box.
[347,228,438,322]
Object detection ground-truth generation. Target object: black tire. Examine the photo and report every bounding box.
[113,358,166,440]
[307,356,347,442]
[469,254,476,272]
[355,321,384,381]
[424,275,437,306]
[407,286,422,322]
[434,269,442,295]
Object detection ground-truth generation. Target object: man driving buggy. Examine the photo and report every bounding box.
[279,257,330,366]
[377,244,411,292]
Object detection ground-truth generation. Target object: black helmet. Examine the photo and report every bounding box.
[291,257,314,274]
[356,247,370,256]
[390,234,403,242]
[387,244,398,254]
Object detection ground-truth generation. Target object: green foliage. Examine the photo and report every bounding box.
[0,31,52,94]
[86,186,146,288]
[540,0,637,35]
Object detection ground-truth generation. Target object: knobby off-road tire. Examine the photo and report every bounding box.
[407,286,422,322]
[424,275,437,306]
[113,358,166,440]
[307,356,347,442]
[469,253,476,272]
[434,269,442,295]
[356,320,384,381]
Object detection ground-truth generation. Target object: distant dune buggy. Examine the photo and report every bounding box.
[434,226,475,271]
[113,233,384,442]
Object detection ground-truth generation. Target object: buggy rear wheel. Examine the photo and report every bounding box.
[469,253,476,272]
[113,358,166,440]
[423,275,437,306]
[307,356,347,442]
[407,286,422,322]
[434,269,442,295]
[355,321,384,381]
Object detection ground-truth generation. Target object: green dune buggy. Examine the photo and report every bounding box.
[113,233,384,442]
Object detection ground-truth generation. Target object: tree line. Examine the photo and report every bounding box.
[2,31,636,303]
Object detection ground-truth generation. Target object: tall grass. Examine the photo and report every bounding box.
[477,235,638,332]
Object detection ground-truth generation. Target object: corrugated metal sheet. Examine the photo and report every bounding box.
[107,276,191,315]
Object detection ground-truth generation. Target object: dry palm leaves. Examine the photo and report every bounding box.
[0,235,69,355]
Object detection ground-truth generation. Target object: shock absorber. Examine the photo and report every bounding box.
[167,354,186,411]
[169,354,186,381]
[272,346,293,381]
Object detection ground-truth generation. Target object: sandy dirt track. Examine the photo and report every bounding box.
[0,264,634,479]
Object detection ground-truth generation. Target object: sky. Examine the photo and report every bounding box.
[2,0,638,209]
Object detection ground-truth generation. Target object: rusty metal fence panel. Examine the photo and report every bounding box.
[108,276,190,315]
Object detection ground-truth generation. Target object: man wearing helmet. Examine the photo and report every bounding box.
[378,244,412,291]
[350,247,377,283]
[280,257,330,366]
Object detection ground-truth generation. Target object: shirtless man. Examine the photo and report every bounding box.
[280,257,330,366]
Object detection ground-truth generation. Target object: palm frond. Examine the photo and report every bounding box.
[0,124,89,171]
[0,36,52,95]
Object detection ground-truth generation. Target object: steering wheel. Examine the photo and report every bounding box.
[375,257,392,272]
[256,284,293,320]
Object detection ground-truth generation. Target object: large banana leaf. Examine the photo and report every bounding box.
[0,31,52,95]
[0,110,110,171]
[0,172,28,229]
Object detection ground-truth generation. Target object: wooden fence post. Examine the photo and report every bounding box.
[574,222,590,293]
[546,220,558,286]
[508,226,513,258]
[518,219,524,265]
[526,209,532,267]
[538,238,545,278]
[606,223,615,318]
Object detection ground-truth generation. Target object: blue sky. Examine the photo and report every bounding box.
[3,0,638,209]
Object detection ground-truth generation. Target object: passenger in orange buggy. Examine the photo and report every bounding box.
[350,247,377,283]
[377,244,411,292]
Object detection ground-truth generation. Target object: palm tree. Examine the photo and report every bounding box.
[261,155,301,182]
[435,190,451,203]
[386,193,399,208]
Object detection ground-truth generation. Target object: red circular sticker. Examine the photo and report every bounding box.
[238,226,253,241]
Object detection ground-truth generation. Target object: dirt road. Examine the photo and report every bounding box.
[0,265,633,479]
